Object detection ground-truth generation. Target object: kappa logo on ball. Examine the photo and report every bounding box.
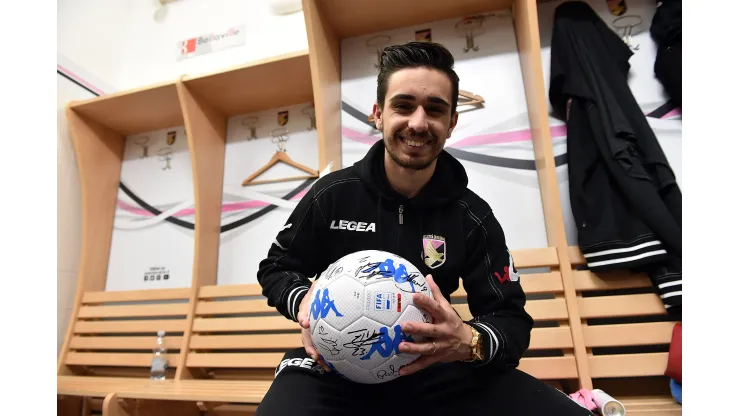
[310,288,343,320]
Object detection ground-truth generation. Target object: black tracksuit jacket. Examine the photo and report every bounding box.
[549,1,682,312]
[257,140,534,369]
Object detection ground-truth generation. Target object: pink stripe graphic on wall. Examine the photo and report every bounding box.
[57,64,107,96]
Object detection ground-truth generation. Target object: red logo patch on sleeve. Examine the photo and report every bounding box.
[494,251,520,284]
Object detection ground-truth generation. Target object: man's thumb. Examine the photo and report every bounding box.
[297,311,310,328]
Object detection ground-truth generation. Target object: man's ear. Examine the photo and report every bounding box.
[372,102,383,130]
[447,111,459,138]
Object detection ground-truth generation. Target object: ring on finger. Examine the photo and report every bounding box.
[431,341,437,355]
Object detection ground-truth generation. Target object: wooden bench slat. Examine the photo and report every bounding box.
[451,272,563,298]
[196,299,275,316]
[588,353,669,378]
[187,352,285,368]
[193,316,300,332]
[583,322,676,348]
[617,396,683,415]
[511,248,559,268]
[82,288,190,304]
[58,376,166,398]
[114,380,273,403]
[65,352,179,367]
[189,334,302,350]
[573,270,652,292]
[78,303,189,318]
[527,298,569,320]
[74,320,187,334]
[518,357,578,379]
[70,336,183,350]
[200,285,263,299]
[529,327,573,349]
[578,294,667,319]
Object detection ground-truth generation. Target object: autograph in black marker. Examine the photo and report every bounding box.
[376,364,399,380]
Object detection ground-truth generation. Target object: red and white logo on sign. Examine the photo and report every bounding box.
[180,38,196,55]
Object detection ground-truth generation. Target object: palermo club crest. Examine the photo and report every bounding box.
[422,234,446,269]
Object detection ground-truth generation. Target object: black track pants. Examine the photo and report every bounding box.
[256,348,593,416]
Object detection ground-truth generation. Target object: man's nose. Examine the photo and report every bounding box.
[407,107,429,134]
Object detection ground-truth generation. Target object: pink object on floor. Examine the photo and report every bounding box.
[569,388,598,411]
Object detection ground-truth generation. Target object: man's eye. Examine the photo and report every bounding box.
[394,103,413,110]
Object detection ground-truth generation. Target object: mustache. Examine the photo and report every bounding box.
[395,130,436,140]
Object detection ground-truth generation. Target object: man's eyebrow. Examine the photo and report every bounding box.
[389,94,451,108]
[427,96,451,108]
[389,94,416,102]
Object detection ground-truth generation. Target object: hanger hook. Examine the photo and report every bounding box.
[271,127,289,152]
[612,14,643,51]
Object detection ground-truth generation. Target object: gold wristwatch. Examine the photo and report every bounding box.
[463,323,484,362]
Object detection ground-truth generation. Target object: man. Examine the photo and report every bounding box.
[256,42,591,415]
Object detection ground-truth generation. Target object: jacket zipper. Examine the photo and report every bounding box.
[397,204,404,251]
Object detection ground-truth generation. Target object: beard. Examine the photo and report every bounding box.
[382,129,444,171]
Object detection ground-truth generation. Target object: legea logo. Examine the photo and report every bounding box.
[329,220,376,232]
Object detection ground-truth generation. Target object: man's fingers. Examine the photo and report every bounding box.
[305,344,319,360]
[402,321,444,338]
[400,354,438,376]
[425,274,448,306]
[302,329,319,360]
[399,341,439,355]
[411,293,446,323]
[298,316,310,329]
[302,327,331,372]
[317,357,332,372]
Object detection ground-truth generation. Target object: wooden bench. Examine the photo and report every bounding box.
[57,288,191,408]
[102,248,582,415]
[568,247,681,415]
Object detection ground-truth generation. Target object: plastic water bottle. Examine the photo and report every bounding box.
[150,330,168,380]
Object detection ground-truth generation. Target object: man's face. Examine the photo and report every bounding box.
[373,67,458,171]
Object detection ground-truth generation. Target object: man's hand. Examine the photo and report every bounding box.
[296,280,331,372]
[398,275,474,376]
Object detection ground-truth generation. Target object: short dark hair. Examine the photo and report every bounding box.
[376,42,460,115]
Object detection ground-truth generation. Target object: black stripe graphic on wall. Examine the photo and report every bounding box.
[57,70,100,97]
[58,68,317,232]
[119,182,195,230]
[120,179,316,232]
[646,101,678,119]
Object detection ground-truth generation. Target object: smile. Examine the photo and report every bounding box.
[398,135,432,148]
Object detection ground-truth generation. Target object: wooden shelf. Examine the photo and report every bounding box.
[317,0,515,38]
[182,50,313,117]
[69,81,182,136]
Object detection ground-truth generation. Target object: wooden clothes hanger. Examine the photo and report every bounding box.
[367,89,485,121]
[457,89,485,106]
[241,127,319,186]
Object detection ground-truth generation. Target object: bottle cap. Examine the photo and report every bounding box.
[157,330,166,337]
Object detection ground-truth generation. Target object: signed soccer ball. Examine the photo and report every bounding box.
[308,250,433,384]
